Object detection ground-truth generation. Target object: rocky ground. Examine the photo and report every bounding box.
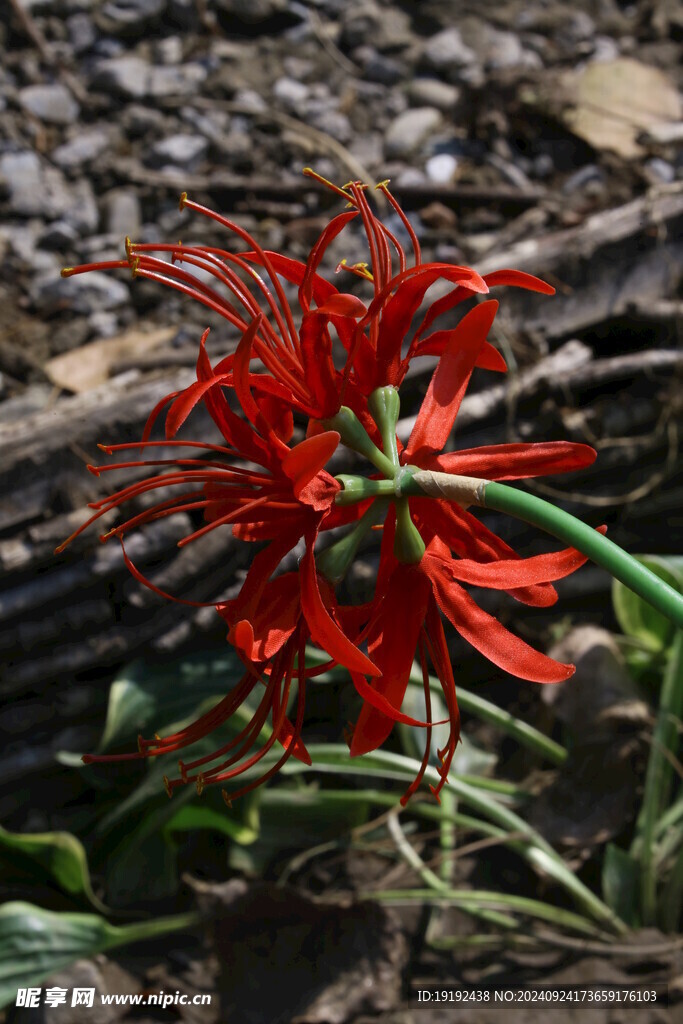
[0,0,682,1022]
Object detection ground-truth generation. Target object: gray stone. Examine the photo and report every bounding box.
[232,88,268,113]
[51,128,111,170]
[99,0,167,31]
[103,188,142,238]
[305,107,352,143]
[406,77,461,112]
[154,35,183,64]
[476,27,542,71]
[645,158,675,184]
[92,56,207,99]
[38,220,79,249]
[341,0,412,51]
[425,152,458,184]
[18,83,80,125]
[0,151,73,219]
[216,0,286,21]
[66,12,96,53]
[88,310,120,338]
[562,164,605,194]
[31,270,130,315]
[66,179,100,235]
[384,106,443,159]
[273,76,309,111]
[355,47,405,86]
[151,133,209,167]
[423,28,477,73]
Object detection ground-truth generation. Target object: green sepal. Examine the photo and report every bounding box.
[394,499,425,564]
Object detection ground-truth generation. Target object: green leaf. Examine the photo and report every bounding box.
[164,804,258,845]
[229,786,371,876]
[602,844,639,927]
[0,902,196,1009]
[613,557,683,652]
[97,649,243,752]
[0,827,106,913]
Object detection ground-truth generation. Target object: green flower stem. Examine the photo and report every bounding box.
[398,469,683,631]
[368,386,401,469]
[323,407,396,477]
[316,500,389,583]
[394,498,425,564]
[333,476,395,506]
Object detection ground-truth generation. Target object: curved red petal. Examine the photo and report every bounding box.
[283,431,340,496]
[414,499,557,607]
[300,542,380,677]
[433,526,606,589]
[316,293,367,318]
[407,300,499,459]
[417,334,507,374]
[350,565,431,755]
[484,269,555,294]
[422,442,598,481]
[425,557,574,683]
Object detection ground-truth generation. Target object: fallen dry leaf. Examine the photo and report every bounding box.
[45,326,176,392]
[561,58,682,158]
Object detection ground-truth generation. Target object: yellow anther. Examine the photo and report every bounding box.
[163,775,172,799]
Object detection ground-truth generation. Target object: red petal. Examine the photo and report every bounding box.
[296,471,340,512]
[226,574,302,661]
[350,565,432,755]
[414,268,553,344]
[417,332,507,373]
[276,717,312,765]
[415,500,557,608]
[316,293,367,318]
[407,300,499,459]
[433,527,606,589]
[300,541,380,676]
[374,264,488,383]
[421,441,598,480]
[300,312,342,417]
[425,556,574,683]
[483,269,555,294]
[350,671,449,730]
[282,431,340,497]
[300,210,359,309]
[256,393,294,443]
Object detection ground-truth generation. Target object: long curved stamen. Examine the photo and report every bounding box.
[181,196,300,354]
[376,181,422,266]
[134,242,297,359]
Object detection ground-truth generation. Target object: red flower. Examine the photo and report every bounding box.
[344,298,601,801]
[58,326,381,798]
[61,175,553,430]
[59,175,601,806]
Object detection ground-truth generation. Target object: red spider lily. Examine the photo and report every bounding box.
[55,326,381,678]
[401,299,598,608]
[57,174,600,807]
[61,174,554,428]
[61,324,384,800]
[345,298,602,800]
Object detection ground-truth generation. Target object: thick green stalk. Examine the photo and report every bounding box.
[316,500,389,583]
[398,470,683,630]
